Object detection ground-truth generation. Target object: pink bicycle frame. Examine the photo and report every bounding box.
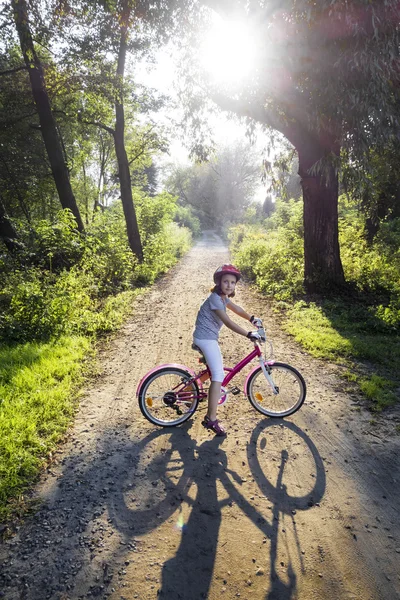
[136,363,204,398]
[136,343,273,405]
[221,345,262,387]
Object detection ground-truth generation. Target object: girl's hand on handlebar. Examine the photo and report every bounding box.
[247,331,262,342]
[250,315,263,328]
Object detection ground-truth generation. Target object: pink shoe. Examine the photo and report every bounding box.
[202,416,227,436]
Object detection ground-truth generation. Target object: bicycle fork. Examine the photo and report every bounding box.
[259,357,279,395]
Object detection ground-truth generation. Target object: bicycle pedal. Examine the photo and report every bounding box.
[230,386,241,395]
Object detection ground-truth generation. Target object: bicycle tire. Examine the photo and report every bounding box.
[138,366,200,427]
[246,362,306,417]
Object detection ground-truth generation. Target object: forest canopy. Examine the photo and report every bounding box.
[1,0,399,295]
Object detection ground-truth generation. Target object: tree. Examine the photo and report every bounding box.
[11,0,84,232]
[166,141,261,225]
[343,139,400,244]
[58,0,191,260]
[113,0,144,261]
[0,196,20,251]
[184,0,400,292]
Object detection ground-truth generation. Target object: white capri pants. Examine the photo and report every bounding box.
[193,338,225,382]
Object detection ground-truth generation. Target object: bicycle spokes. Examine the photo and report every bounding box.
[139,367,201,427]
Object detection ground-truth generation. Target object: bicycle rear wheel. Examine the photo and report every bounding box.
[246,362,306,418]
[138,366,200,427]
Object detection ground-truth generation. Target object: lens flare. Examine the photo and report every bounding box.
[199,13,259,86]
[174,513,186,531]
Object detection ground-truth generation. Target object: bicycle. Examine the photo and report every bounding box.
[136,320,306,427]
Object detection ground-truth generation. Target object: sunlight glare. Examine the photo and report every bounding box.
[200,14,258,86]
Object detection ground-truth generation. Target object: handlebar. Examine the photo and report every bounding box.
[248,322,266,343]
[257,328,266,342]
[255,319,266,342]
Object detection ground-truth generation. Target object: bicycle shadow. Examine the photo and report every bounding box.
[107,419,326,600]
[248,420,326,600]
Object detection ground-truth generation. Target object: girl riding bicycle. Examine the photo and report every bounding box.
[193,264,262,436]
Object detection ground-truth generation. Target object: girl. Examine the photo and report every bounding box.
[193,264,262,436]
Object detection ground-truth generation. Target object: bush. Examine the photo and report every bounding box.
[174,204,201,237]
[134,222,192,285]
[230,196,400,320]
[82,206,138,295]
[339,198,400,328]
[0,196,192,343]
[28,210,84,271]
[229,199,304,300]
[135,191,177,246]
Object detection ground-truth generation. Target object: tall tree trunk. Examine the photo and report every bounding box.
[11,0,84,232]
[0,197,21,252]
[114,3,143,261]
[298,142,345,292]
[211,94,346,292]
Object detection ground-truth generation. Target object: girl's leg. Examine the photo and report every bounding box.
[207,381,222,421]
[193,338,225,428]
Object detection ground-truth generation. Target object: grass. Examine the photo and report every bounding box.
[0,285,149,524]
[0,336,93,522]
[283,298,400,412]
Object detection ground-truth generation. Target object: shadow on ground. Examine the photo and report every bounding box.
[0,420,326,600]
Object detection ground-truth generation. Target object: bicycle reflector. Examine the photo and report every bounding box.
[255,392,263,401]
[146,397,153,407]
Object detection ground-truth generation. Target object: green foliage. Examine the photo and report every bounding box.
[30,210,85,271]
[0,336,91,521]
[82,206,138,295]
[0,198,192,521]
[165,142,262,226]
[0,203,192,343]
[229,199,304,300]
[231,196,400,325]
[229,196,400,408]
[342,141,400,243]
[339,196,400,328]
[135,191,177,245]
[359,375,397,412]
[286,301,399,365]
[264,198,303,236]
[174,204,201,237]
[134,222,192,285]
[283,300,399,409]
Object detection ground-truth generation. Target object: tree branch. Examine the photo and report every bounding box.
[78,115,115,136]
[210,91,299,146]
[128,147,147,165]
[0,65,27,76]
[127,125,159,165]
[0,111,37,127]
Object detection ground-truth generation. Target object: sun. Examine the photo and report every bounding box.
[199,13,258,86]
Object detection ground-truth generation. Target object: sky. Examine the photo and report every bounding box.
[131,18,273,202]
[134,49,264,160]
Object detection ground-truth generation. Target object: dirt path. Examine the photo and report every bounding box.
[1,231,400,600]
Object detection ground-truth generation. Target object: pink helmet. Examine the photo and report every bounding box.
[213,264,242,284]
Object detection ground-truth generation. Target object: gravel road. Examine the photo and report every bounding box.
[1,231,399,600]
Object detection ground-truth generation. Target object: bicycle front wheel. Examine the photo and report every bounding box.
[138,367,200,427]
[246,362,306,418]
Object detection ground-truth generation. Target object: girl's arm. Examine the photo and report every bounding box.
[226,301,252,322]
[214,309,249,337]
